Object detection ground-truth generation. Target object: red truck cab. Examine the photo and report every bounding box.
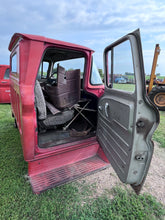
[8,30,159,194]
[0,65,10,103]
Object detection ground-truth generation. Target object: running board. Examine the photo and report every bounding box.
[28,155,109,194]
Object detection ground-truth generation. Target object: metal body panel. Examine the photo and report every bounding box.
[97,92,134,183]
[97,29,159,193]
[0,65,10,103]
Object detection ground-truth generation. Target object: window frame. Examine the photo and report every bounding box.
[11,45,19,75]
[105,38,135,94]
[90,57,103,86]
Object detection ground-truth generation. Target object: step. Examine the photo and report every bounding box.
[29,155,109,193]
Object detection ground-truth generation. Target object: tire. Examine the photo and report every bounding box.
[148,86,165,111]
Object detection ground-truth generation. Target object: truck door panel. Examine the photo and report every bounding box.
[97,29,159,194]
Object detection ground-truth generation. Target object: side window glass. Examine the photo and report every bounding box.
[11,54,17,73]
[90,59,103,85]
[4,68,10,79]
[107,40,135,92]
[51,64,58,80]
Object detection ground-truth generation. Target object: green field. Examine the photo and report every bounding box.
[113,83,135,92]
[145,75,165,80]
[0,104,165,220]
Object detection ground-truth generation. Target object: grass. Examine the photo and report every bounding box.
[113,83,135,92]
[153,111,165,148]
[0,104,165,220]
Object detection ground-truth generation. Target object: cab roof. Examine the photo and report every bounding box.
[8,33,94,52]
[0,65,10,67]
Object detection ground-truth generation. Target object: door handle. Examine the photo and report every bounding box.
[105,102,109,117]
[1,81,7,83]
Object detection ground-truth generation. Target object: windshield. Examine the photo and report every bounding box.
[90,59,103,85]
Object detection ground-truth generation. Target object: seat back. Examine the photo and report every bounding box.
[45,65,80,109]
[35,80,74,131]
[34,80,47,120]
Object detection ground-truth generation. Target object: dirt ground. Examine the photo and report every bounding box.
[79,142,165,205]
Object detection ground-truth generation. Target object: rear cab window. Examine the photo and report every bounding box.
[37,61,50,80]
[37,48,86,88]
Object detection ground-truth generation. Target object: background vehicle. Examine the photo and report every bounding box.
[147,44,165,111]
[0,65,10,103]
[8,30,159,194]
[114,76,127,83]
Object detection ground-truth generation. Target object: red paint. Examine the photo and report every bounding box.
[29,141,100,176]
[0,65,10,103]
[8,33,108,193]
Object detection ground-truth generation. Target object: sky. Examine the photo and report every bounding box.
[0,0,165,75]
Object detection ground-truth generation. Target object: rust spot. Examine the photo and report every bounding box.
[131,177,146,195]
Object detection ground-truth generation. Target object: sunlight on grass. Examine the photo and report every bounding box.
[0,104,164,219]
[113,83,135,92]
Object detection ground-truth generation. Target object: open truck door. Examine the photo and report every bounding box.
[97,29,159,194]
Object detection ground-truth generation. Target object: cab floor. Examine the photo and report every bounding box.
[38,129,96,148]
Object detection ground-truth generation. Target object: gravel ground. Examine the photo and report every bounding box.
[79,142,165,205]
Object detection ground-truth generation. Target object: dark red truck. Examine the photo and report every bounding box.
[8,29,159,194]
[0,65,10,103]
